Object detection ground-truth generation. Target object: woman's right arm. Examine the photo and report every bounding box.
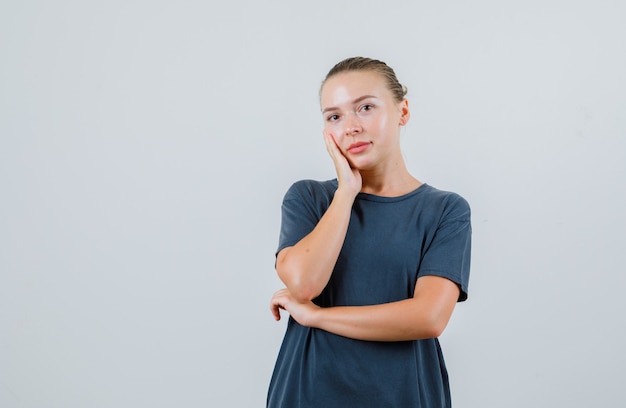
[276,132,361,302]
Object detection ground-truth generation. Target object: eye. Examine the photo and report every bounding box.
[360,104,374,112]
[326,114,340,122]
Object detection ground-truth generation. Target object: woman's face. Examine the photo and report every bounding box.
[320,70,409,170]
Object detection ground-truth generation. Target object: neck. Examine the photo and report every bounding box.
[359,157,422,197]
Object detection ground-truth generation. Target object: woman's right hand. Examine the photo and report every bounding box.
[323,131,362,197]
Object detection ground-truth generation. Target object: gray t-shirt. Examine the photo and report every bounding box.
[268,179,471,408]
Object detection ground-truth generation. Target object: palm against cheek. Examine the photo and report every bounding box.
[323,131,362,194]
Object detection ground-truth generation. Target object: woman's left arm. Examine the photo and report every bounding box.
[270,275,460,342]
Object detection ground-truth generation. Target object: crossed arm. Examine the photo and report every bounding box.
[270,275,460,342]
[269,132,461,342]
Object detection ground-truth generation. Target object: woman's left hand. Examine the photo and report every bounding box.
[270,288,320,327]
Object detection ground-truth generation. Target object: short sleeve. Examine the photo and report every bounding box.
[277,180,334,256]
[418,194,472,301]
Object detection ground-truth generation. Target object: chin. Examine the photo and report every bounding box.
[351,159,375,171]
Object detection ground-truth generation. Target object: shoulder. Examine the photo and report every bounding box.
[280,179,338,224]
[284,179,338,203]
[420,184,471,221]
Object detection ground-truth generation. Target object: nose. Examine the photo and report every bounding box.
[344,114,362,136]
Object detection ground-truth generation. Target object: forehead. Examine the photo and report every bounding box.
[320,70,389,108]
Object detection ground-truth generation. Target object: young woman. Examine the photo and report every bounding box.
[268,57,471,407]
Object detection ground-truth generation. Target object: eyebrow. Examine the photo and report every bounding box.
[322,95,378,115]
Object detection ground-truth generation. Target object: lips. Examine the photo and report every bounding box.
[347,141,371,154]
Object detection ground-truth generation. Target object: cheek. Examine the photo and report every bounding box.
[331,133,346,146]
[324,123,344,140]
[374,114,389,130]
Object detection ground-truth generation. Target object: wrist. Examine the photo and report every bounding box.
[334,187,358,203]
[309,305,324,329]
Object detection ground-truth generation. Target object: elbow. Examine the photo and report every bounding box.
[283,277,319,302]
[427,322,447,339]
[420,313,450,339]
[276,261,320,302]
[292,286,319,303]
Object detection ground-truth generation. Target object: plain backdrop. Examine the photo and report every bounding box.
[1,1,625,407]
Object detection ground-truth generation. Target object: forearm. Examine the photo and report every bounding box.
[276,189,355,301]
[309,299,442,342]
[308,276,460,342]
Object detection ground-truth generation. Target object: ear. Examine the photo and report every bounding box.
[399,99,410,126]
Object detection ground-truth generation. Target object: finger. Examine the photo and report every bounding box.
[323,131,340,156]
[324,134,349,169]
[270,289,290,320]
[323,131,334,155]
[271,304,281,321]
[270,298,283,321]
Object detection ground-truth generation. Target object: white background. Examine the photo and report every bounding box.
[1,1,625,407]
